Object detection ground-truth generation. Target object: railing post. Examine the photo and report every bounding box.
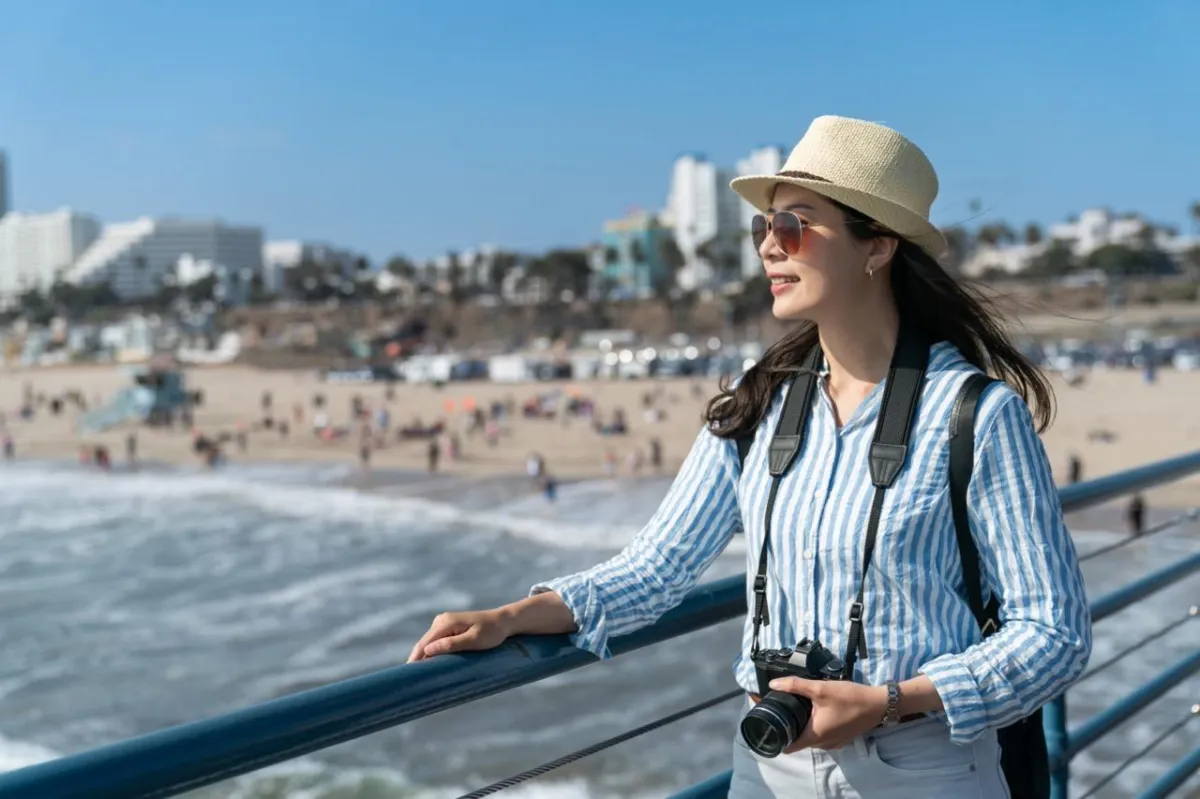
[1044,694,1070,799]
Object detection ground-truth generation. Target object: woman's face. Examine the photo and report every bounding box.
[758,184,888,322]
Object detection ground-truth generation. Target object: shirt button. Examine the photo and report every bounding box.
[803,548,814,559]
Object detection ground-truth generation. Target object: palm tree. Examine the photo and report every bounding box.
[488,251,520,296]
[977,223,1016,247]
[385,255,416,277]
[655,236,686,300]
[629,239,645,265]
[1134,223,1157,250]
[1023,223,1044,246]
[445,252,465,308]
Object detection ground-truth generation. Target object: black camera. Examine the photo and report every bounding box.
[740,638,846,758]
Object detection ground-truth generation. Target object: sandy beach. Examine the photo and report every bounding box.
[3,362,1200,510]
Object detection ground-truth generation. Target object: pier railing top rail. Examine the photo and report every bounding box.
[1,451,1199,799]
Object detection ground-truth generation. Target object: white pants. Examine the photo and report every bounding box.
[730,712,1010,798]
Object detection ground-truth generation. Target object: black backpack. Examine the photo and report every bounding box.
[735,372,1050,799]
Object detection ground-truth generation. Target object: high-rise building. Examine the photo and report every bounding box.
[0,208,102,309]
[67,217,263,300]
[735,146,785,277]
[0,151,9,219]
[664,154,742,290]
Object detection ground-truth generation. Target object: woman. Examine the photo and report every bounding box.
[408,116,1092,798]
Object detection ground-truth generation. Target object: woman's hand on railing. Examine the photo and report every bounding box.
[407,592,579,663]
[407,610,514,662]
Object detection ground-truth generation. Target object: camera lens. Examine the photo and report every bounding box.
[739,691,812,758]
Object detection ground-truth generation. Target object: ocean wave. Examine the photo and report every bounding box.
[0,463,748,557]
[0,732,59,774]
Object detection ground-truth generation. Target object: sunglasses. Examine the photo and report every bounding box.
[750,212,807,257]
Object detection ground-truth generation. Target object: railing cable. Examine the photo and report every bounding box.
[1079,508,1200,563]
[1076,605,1198,684]
[455,689,744,799]
[1077,702,1200,799]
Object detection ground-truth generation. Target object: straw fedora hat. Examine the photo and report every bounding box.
[730,116,947,258]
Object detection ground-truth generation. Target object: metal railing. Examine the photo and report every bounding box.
[1,451,1199,799]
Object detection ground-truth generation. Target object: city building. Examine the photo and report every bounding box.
[262,240,360,294]
[0,208,101,309]
[68,218,263,300]
[664,154,742,290]
[960,208,1199,278]
[959,242,1047,278]
[451,245,500,289]
[598,210,676,297]
[735,146,785,277]
[0,150,9,219]
[1048,208,1175,257]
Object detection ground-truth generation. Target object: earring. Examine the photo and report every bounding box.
[867,267,875,281]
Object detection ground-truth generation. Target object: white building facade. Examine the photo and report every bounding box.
[262,240,360,294]
[0,208,101,308]
[664,154,742,290]
[68,218,263,300]
[1048,208,1175,257]
[735,146,785,278]
[961,208,1199,278]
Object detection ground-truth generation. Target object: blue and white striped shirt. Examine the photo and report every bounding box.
[531,342,1092,745]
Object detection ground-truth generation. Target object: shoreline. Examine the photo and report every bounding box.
[5,452,1191,545]
[3,365,1200,509]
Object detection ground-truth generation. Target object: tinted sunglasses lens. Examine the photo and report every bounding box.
[773,213,803,255]
[751,215,768,251]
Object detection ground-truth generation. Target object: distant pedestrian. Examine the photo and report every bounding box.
[649,438,663,473]
[1068,455,1082,485]
[359,425,373,472]
[427,437,441,473]
[1127,495,1146,536]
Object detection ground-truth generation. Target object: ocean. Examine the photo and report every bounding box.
[0,461,1197,799]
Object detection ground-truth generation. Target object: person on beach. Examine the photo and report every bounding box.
[1127,494,1146,536]
[407,116,1091,798]
[359,422,373,471]
[427,436,440,473]
[649,437,663,473]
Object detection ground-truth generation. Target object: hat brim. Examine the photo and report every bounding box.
[729,174,948,259]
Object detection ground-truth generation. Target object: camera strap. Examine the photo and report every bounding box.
[750,325,929,682]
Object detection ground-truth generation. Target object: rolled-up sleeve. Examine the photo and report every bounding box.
[920,390,1092,744]
[530,425,743,659]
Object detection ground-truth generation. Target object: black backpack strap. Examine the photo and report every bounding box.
[749,345,822,654]
[840,329,930,678]
[735,432,754,471]
[949,373,1002,637]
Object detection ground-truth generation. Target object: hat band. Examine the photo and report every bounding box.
[776,170,829,182]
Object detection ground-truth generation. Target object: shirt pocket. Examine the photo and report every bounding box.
[874,429,952,576]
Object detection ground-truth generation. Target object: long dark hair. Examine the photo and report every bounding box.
[705,200,1054,437]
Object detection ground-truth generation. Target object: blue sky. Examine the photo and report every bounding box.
[2,0,1198,263]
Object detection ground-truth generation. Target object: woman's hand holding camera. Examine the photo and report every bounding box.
[767,677,888,753]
